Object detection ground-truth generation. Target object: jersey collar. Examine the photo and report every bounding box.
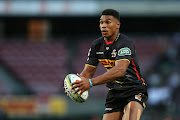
[104,33,120,45]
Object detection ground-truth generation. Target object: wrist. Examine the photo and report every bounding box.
[89,79,93,87]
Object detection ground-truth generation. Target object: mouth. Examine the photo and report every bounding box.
[101,30,108,34]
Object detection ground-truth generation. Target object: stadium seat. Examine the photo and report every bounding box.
[0,42,68,95]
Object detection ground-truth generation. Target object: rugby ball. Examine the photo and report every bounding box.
[64,74,88,103]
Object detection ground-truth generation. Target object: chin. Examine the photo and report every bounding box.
[102,34,109,38]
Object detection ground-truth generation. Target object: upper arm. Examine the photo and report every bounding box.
[82,42,99,78]
[114,40,134,76]
[115,59,130,75]
[80,64,97,78]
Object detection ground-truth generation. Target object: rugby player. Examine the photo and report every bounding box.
[71,9,148,120]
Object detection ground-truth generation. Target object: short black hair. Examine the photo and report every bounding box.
[102,9,120,21]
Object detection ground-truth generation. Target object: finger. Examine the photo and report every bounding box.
[73,85,84,94]
[71,81,81,85]
[74,86,84,94]
[72,84,81,89]
[64,90,68,96]
[77,73,80,77]
[73,88,80,94]
[79,90,85,96]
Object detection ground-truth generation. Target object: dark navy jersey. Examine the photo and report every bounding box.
[86,33,146,90]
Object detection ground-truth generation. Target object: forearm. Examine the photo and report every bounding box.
[91,66,126,86]
[80,65,96,79]
[80,71,94,79]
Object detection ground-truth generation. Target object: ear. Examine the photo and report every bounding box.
[117,21,120,29]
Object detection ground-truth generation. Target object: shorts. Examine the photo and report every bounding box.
[104,85,148,114]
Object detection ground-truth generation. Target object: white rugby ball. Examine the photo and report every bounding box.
[64,74,88,103]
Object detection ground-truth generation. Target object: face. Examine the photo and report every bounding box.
[99,15,120,38]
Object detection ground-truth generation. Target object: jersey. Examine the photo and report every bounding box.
[86,33,147,90]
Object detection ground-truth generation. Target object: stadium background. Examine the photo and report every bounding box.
[0,0,179,120]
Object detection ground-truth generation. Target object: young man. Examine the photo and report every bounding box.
[71,9,148,120]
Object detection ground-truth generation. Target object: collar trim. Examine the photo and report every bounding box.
[104,33,120,45]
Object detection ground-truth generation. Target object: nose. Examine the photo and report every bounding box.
[101,23,107,28]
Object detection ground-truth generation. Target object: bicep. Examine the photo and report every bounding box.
[115,59,130,74]
[80,64,97,78]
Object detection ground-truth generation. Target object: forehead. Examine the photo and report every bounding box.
[100,15,115,21]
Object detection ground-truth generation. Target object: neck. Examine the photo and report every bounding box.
[104,31,119,42]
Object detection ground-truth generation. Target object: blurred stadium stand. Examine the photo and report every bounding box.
[0,41,68,95]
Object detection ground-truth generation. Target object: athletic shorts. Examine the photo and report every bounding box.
[104,85,148,114]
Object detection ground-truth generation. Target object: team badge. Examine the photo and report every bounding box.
[106,47,109,50]
[111,49,117,57]
[118,47,131,56]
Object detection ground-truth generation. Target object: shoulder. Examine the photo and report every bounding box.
[118,33,133,44]
[91,37,104,46]
[116,33,134,47]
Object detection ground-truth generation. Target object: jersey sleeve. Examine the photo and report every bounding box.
[115,41,134,63]
[86,43,99,67]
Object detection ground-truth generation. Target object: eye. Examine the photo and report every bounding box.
[100,21,103,24]
[106,21,111,24]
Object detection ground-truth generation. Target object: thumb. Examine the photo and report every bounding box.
[77,73,80,77]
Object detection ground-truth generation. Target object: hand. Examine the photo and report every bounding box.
[63,87,69,96]
[71,73,91,96]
